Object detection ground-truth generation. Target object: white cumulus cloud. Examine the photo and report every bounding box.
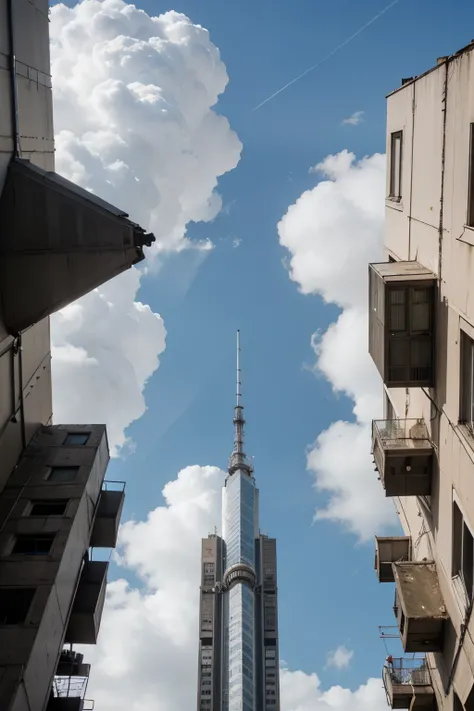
[49,0,242,452]
[50,0,242,253]
[325,645,354,670]
[342,110,364,126]
[278,150,397,540]
[281,667,386,710]
[80,464,386,711]
[51,269,166,455]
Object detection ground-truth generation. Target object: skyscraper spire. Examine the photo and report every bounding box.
[228,330,253,475]
[196,331,281,711]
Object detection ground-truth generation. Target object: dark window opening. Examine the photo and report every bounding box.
[390,130,403,200]
[460,331,474,432]
[12,534,55,556]
[0,588,35,624]
[465,683,474,711]
[453,500,474,602]
[29,500,68,516]
[387,285,434,384]
[468,124,474,227]
[64,433,90,446]
[48,466,79,482]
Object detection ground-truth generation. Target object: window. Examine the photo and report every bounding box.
[12,534,55,555]
[468,124,474,227]
[48,466,79,482]
[0,588,35,624]
[29,500,68,516]
[453,501,474,602]
[465,683,474,711]
[460,331,474,431]
[389,130,403,200]
[64,433,89,446]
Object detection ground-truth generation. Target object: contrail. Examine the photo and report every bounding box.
[252,0,401,112]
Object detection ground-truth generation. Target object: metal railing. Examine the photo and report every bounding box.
[102,479,126,493]
[383,657,431,690]
[372,419,431,450]
[52,675,88,698]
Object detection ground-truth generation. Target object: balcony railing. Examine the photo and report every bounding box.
[383,657,434,709]
[52,676,88,698]
[49,675,95,710]
[373,419,431,451]
[372,419,433,497]
[383,657,430,688]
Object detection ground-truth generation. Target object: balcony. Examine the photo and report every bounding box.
[383,657,435,709]
[46,672,94,710]
[56,650,90,678]
[90,483,125,548]
[65,561,108,645]
[368,261,436,388]
[393,562,448,653]
[375,537,412,583]
[372,419,433,497]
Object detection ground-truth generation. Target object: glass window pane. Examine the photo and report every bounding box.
[65,433,90,446]
[48,467,79,482]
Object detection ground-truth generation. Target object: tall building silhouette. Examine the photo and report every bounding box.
[196,333,280,711]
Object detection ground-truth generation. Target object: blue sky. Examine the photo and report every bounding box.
[50,0,474,706]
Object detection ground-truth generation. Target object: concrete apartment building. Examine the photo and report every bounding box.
[369,40,474,711]
[0,2,153,710]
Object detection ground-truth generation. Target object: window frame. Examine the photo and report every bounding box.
[460,330,474,433]
[452,499,474,604]
[11,533,56,556]
[47,466,80,483]
[0,588,36,625]
[28,500,69,517]
[64,432,90,446]
[389,130,403,201]
[467,123,474,227]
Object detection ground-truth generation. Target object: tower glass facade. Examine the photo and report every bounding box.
[196,334,280,711]
[223,470,258,711]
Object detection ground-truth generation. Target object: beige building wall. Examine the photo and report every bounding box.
[378,41,474,711]
[0,0,53,481]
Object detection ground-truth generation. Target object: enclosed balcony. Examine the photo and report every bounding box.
[90,483,125,548]
[65,561,108,645]
[383,657,436,709]
[393,562,448,653]
[372,419,433,497]
[375,537,412,583]
[368,261,436,388]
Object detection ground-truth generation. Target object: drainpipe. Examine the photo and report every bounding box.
[445,596,474,695]
[7,0,20,156]
[438,58,449,285]
[408,80,416,260]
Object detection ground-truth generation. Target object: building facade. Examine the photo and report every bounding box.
[0,2,152,710]
[196,335,280,711]
[369,41,474,711]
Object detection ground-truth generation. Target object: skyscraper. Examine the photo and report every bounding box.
[197,333,280,711]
